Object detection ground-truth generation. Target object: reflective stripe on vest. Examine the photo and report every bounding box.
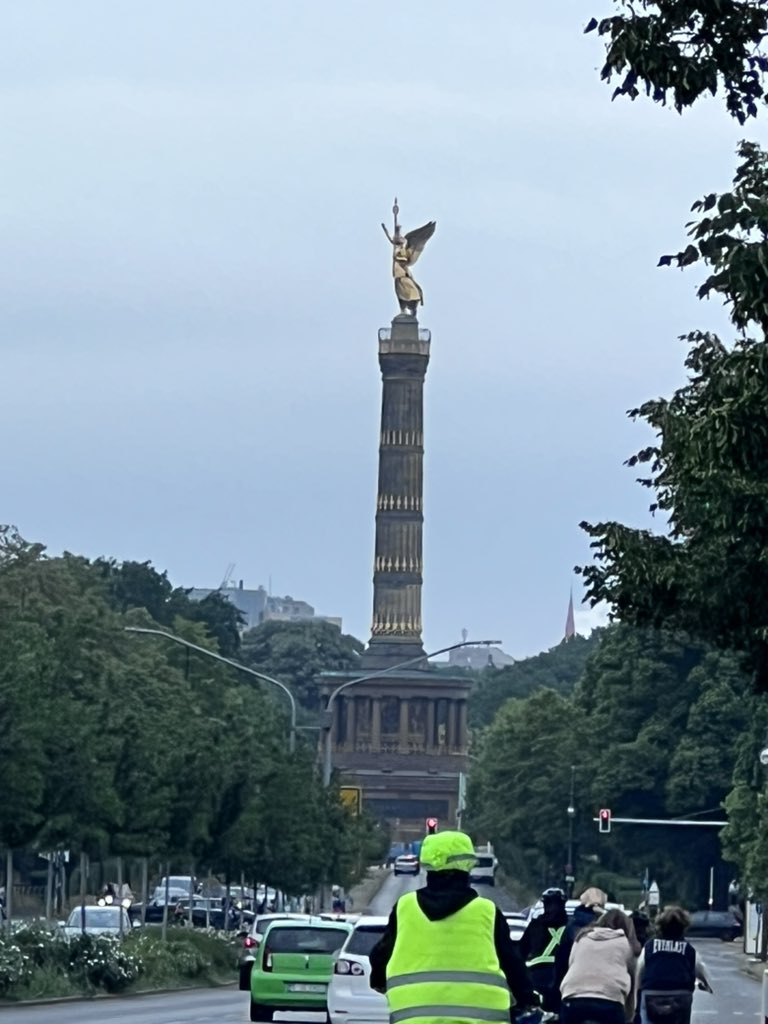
[526,926,565,968]
[385,891,512,1024]
[391,1008,510,1024]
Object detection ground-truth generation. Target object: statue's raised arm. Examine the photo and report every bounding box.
[383,198,436,316]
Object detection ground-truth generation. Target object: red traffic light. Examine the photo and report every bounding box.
[599,808,612,834]
[426,817,438,834]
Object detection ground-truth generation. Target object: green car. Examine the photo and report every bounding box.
[250,918,353,1022]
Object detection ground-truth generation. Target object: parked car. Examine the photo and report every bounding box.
[61,904,134,938]
[393,853,419,876]
[687,910,742,941]
[249,918,353,1022]
[143,885,191,923]
[175,896,255,930]
[328,915,389,1024]
[238,913,312,990]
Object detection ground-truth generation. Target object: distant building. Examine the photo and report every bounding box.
[188,581,342,632]
[448,645,515,671]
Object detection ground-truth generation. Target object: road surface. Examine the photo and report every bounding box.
[6,874,762,1022]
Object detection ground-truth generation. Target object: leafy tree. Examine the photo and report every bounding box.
[467,689,590,888]
[240,620,364,711]
[469,633,601,729]
[469,626,747,902]
[586,0,768,122]
[579,144,768,692]
[96,558,244,656]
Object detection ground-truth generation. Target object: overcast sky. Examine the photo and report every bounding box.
[2,2,749,657]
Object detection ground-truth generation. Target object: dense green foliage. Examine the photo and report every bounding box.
[240,619,364,712]
[0,527,374,895]
[586,0,767,122]
[468,626,748,906]
[580,146,768,691]
[573,4,768,909]
[469,634,601,729]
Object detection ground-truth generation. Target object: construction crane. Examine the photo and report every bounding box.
[218,563,236,590]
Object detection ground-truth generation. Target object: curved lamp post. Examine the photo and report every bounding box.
[124,626,297,752]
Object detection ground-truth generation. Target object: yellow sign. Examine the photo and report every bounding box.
[340,786,363,816]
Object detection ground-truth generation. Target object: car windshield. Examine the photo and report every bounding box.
[165,878,192,889]
[475,857,493,868]
[67,907,121,928]
[347,925,386,956]
[267,927,348,954]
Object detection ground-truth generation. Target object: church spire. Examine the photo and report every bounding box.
[564,588,576,641]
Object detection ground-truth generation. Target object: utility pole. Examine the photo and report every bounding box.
[565,765,576,898]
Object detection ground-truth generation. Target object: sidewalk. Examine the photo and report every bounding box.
[346,867,389,912]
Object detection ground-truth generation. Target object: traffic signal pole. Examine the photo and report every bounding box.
[593,816,728,827]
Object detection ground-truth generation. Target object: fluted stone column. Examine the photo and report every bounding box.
[363,315,430,668]
[372,697,382,751]
[458,701,469,752]
[344,697,357,752]
[399,698,410,753]
[426,700,436,751]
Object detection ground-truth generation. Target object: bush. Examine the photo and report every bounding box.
[0,942,34,995]
[0,922,236,1002]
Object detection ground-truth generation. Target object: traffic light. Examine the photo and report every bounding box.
[426,817,439,834]
[598,808,612,834]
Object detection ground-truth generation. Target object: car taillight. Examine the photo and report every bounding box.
[263,952,273,972]
[243,936,256,948]
[335,959,365,976]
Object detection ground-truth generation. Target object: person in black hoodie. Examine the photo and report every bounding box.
[369,831,535,1012]
[554,886,607,987]
[518,887,568,1012]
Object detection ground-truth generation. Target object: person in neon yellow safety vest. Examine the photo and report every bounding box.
[518,887,568,1013]
[369,830,537,1022]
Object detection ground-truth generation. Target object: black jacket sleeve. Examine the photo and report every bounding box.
[554,924,574,990]
[493,908,535,1007]
[369,905,398,993]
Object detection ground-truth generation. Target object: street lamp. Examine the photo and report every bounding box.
[124,627,297,752]
[566,765,576,898]
[322,640,500,786]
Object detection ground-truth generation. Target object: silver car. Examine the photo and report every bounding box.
[61,904,133,938]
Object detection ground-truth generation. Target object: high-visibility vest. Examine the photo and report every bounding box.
[385,891,512,1024]
[526,926,565,968]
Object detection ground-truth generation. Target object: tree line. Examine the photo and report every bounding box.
[468,1,768,913]
[0,527,384,901]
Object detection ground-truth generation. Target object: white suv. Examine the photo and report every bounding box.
[328,916,389,1024]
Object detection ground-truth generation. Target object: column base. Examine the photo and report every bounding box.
[361,636,427,670]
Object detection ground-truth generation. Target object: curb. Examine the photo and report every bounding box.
[351,869,390,913]
[0,979,237,1009]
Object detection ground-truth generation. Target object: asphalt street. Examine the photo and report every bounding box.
[5,876,763,1022]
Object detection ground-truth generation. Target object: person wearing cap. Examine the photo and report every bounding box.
[369,830,536,1022]
[518,887,568,1013]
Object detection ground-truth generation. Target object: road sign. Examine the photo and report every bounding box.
[340,787,362,816]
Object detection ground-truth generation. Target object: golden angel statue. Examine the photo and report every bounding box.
[381,199,436,316]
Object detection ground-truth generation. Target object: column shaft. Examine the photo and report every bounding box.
[399,698,410,753]
[372,698,382,751]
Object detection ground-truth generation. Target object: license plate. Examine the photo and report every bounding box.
[287,983,326,993]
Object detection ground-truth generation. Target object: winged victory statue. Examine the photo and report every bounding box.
[381,199,436,316]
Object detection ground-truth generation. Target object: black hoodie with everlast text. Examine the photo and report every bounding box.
[368,871,534,1006]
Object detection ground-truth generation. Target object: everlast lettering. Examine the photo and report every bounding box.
[651,940,687,955]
